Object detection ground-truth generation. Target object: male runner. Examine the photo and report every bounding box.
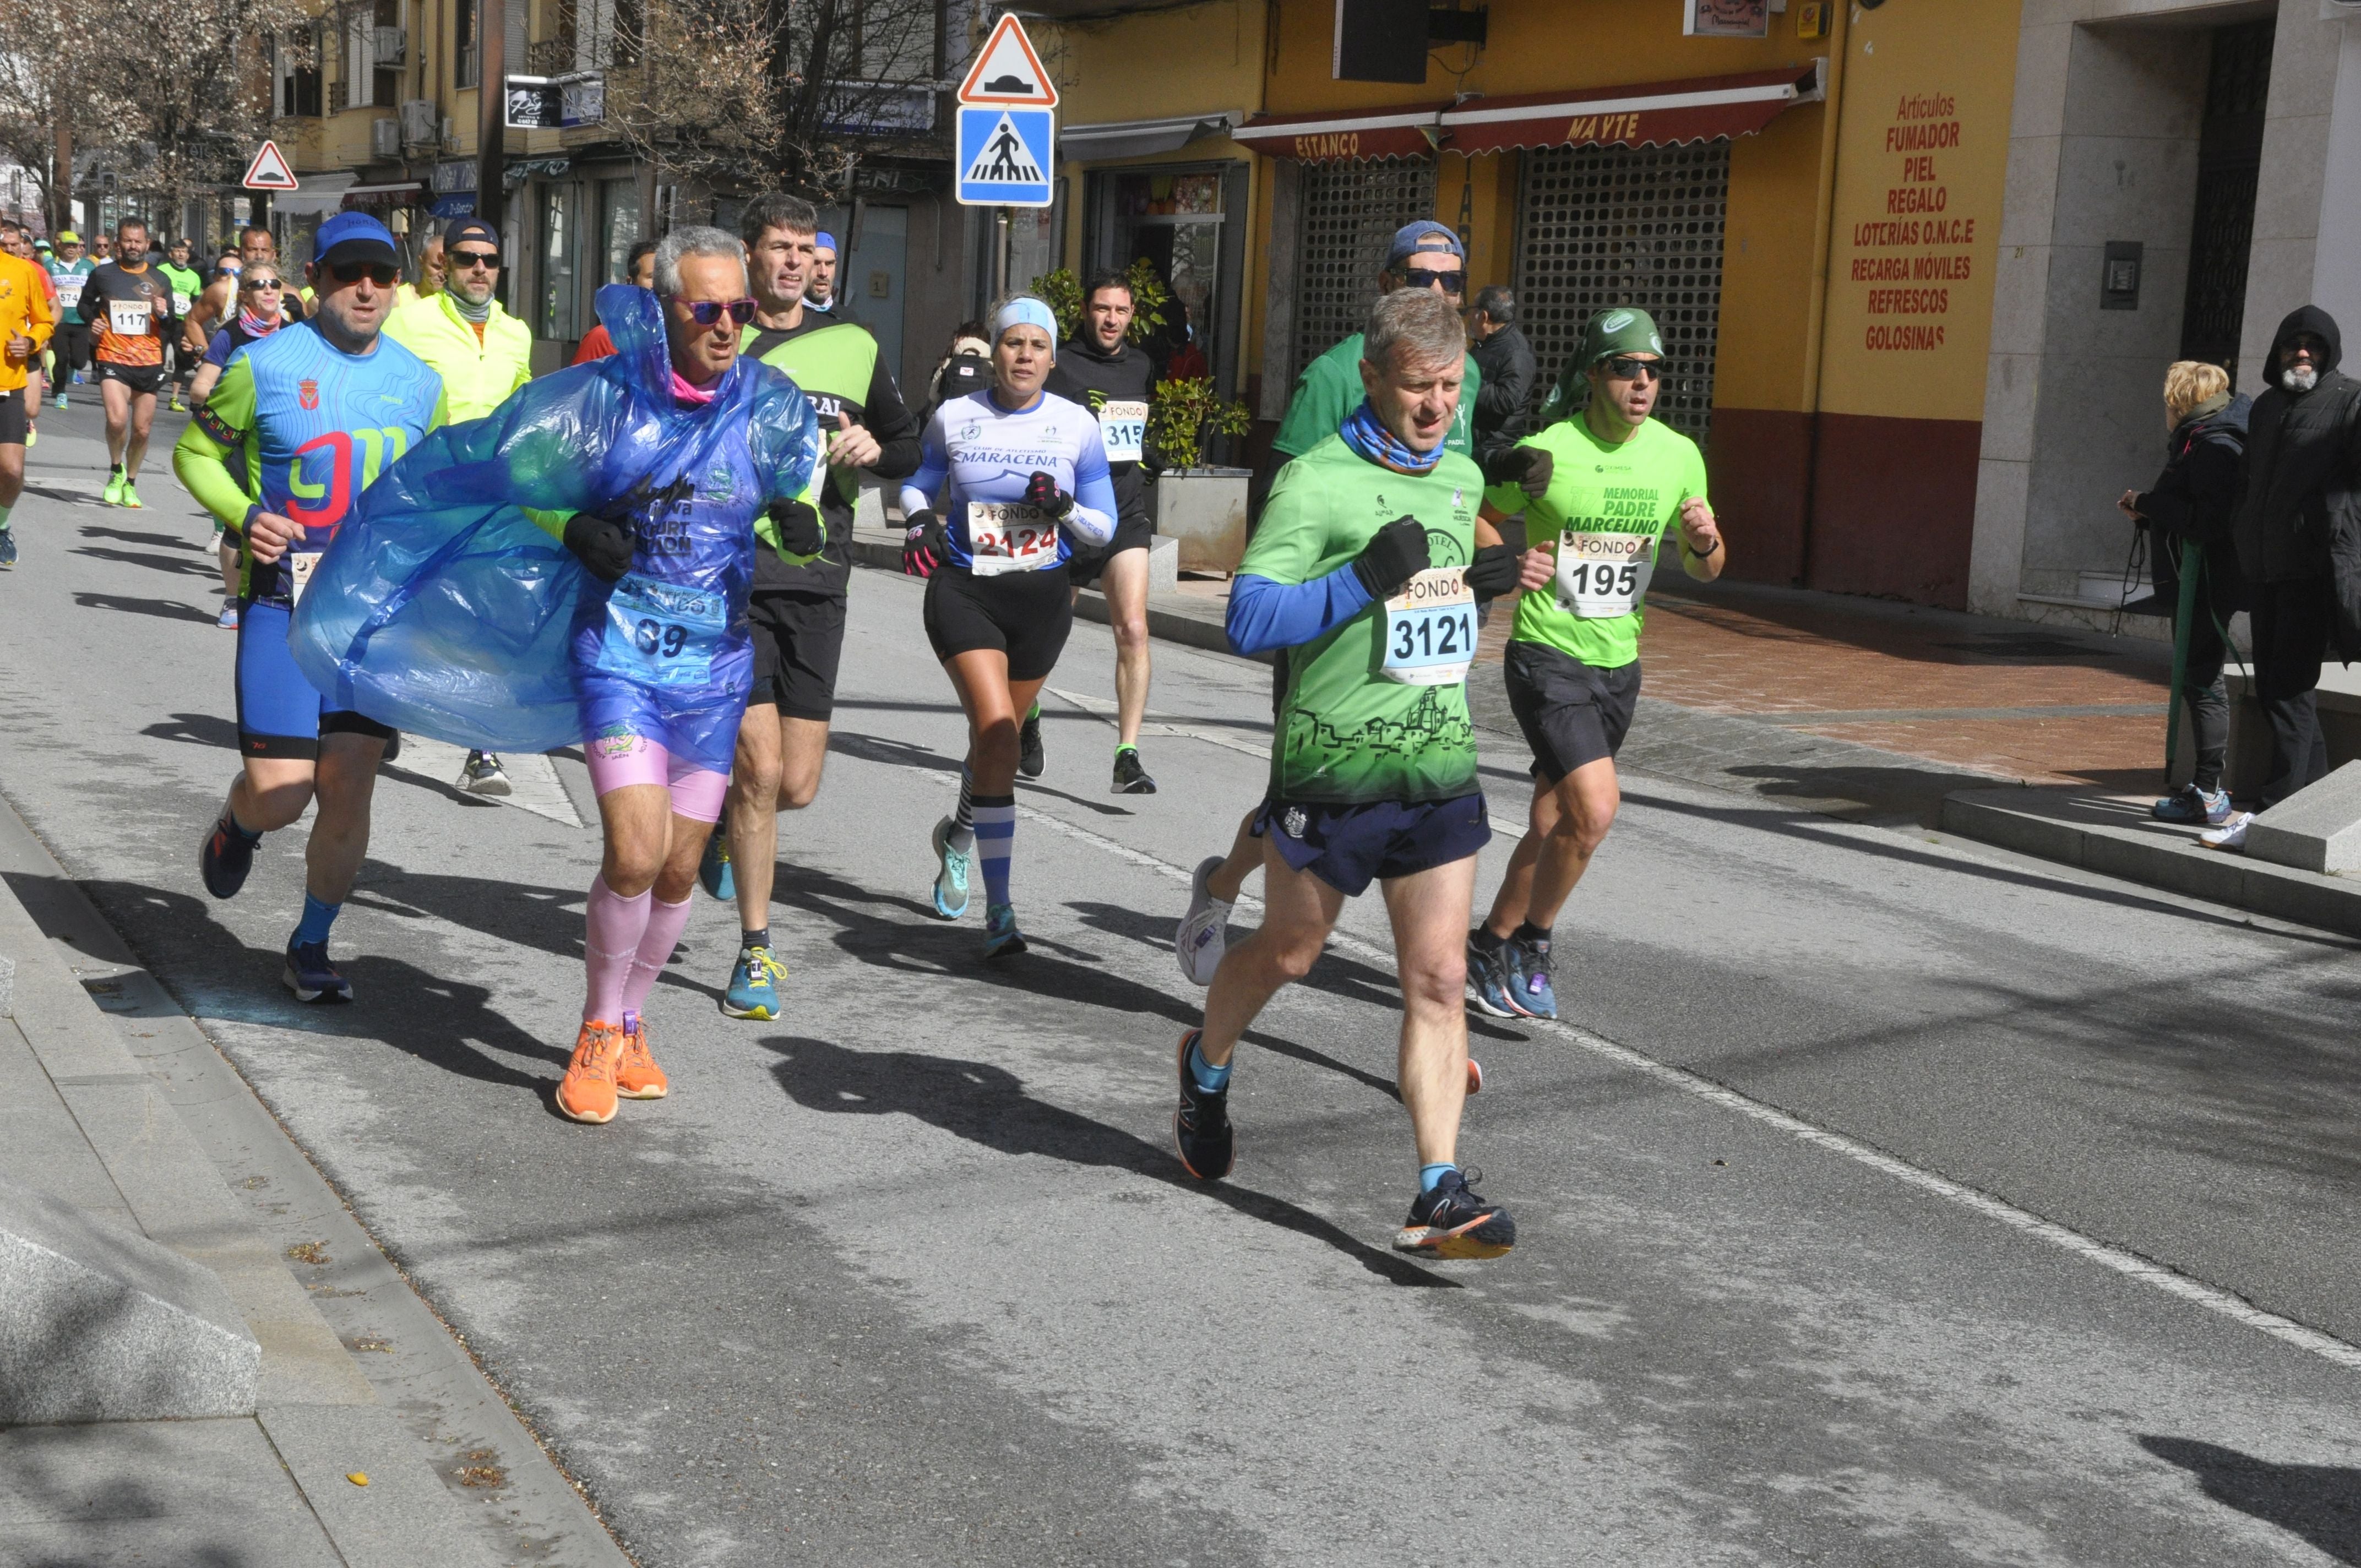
[385,216,534,796]
[807,232,839,313]
[190,259,295,627]
[396,231,446,307]
[157,237,203,411]
[571,238,657,363]
[1043,270,1159,791]
[89,233,112,264]
[698,193,919,1019]
[0,222,56,569]
[1465,308,1722,1020]
[173,211,445,1002]
[1173,286,1521,1258]
[188,226,287,351]
[44,232,92,406]
[79,217,177,508]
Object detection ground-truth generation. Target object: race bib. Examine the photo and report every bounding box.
[286,551,322,606]
[1555,530,1659,618]
[1097,400,1147,464]
[967,502,1059,576]
[1381,567,1476,685]
[595,572,727,689]
[108,298,151,336]
[172,292,193,315]
[53,276,83,309]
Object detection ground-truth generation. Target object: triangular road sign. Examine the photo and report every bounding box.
[958,14,1057,107]
[242,140,299,191]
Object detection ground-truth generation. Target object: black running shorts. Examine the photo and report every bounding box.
[747,590,847,721]
[922,563,1074,680]
[1502,639,1641,785]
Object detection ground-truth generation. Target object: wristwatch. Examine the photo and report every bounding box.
[1688,533,1720,558]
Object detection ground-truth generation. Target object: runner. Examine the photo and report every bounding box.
[384,217,534,796]
[899,295,1118,958]
[807,232,838,314]
[89,233,112,265]
[78,217,177,508]
[699,194,920,1020]
[0,219,56,570]
[157,237,203,411]
[1465,308,1723,1021]
[1043,270,1159,793]
[185,239,250,351]
[395,231,445,308]
[1172,286,1521,1259]
[172,211,444,1003]
[188,261,293,627]
[571,238,657,363]
[43,232,92,407]
[2,222,51,458]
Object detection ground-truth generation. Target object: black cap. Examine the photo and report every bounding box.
[443,217,499,252]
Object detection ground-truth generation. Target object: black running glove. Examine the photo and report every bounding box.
[1483,444,1554,501]
[1462,543,1522,603]
[562,512,635,584]
[767,497,824,558]
[1350,515,1432,600]
[901,509,946,578]
[1023,471,1075,518]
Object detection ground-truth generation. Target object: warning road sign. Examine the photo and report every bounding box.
[242,140,299,191]
[955,106,1054,208]
[957,14,1057,107]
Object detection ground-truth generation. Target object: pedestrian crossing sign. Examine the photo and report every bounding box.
[955,106,1054,208]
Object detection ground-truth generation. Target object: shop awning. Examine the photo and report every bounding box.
[341,181,422,208]
[1231,62,1824,162]
[1060,110,1245,164]
[270,171,358,215]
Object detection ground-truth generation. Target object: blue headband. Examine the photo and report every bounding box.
[993,297,1058,339]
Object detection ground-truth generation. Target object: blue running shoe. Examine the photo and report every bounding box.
[722,945,787,1019]
[199,799,259,901]
[282,940,353,1004]
[1394,1167,1516,1260]
[2153,783,2234,825]
[699,829,735,901]
[1465,931,1528,1019]
[929,816,970,919]
[1511,937,1557,1021]
[0,527,15,569]
[1172,1030,1234,1181]
[982,902,1027,959]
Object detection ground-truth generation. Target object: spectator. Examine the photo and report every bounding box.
[1161,300,1209,383]
[2215,306,2361,849]
[2118,361,2247,827]
[1466,284,1535,462]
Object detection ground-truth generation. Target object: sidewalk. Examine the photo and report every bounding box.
[0,787,628,1567]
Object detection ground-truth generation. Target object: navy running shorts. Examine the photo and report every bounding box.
[1256,793,1490,897]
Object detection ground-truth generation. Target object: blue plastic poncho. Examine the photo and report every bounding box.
[292,285,822,766]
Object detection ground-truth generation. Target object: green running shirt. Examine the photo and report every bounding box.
[1486,414,1707,671]
[1271,333,1481,461]
[1241,434,1483,805]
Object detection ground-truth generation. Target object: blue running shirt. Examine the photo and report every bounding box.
[899,389,1118,573]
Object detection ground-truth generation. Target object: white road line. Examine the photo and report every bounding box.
[1042,686,1271,761]
[1009,792,2361,1373]
[391,738,586,829]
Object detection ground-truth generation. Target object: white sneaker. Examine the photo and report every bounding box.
[2200,811,2254,851]
[458,750,512,796]
[1175,855,1233,987]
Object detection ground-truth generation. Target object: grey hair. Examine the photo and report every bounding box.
[1365,286,1466,376]
[738,193,819,250]
[1471,284,1515,326]
[654,225,748,297]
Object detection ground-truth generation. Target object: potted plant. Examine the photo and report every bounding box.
[1148,376,1254,573]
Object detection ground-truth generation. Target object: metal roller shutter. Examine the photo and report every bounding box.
[1291,156,1437,382]
[1512,141,1729,446]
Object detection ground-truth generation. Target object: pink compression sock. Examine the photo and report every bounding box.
[622,894,694,1016]
[584,875,653,1025]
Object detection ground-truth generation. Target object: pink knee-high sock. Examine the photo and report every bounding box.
[622,894,694,1017]
[585,875,653,1025]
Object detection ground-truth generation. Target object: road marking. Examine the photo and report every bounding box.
[390,738,585,829]
[1007,791,2361,1373]
[1042,687,1270,761]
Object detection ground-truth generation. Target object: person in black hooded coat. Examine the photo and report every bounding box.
[2224,305,2361,835]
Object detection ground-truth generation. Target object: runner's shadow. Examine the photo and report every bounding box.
[826,727,1135,817]
[81,524,201,550]
[72,544,217,578]
[142,711,241,749]
[73,592,216,625]
[2137,1436,2361,1564]
[760,1035,1454,1289]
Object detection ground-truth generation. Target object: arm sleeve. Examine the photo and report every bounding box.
[1226,570,1375,656]
[863,355,923,482]
[897,410,949,515]
[173,357,259,527]
[1061,423,1118,547]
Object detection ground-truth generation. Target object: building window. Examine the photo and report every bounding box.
[1290,156,1436,383]
[275,34,323,117]
[1089,168,1232,386]
[601,178,640,284]
[458,0,478,87]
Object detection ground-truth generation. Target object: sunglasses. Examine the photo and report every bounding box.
[329,260,401,287]
[450,248,501,270]
[1407,268,1467,295]
[241,276,282,291]
[673,296,759,326]
[1604,356,1663,382]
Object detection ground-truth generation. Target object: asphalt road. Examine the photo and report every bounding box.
[3,399,2359,1567]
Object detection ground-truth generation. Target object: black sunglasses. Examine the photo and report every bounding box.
[329,260,401,287]
[241,275,283,291]
[673,296,759,326]
[450,248,501,269]
[1408,268,1467,295]
[1604,356,1662,382]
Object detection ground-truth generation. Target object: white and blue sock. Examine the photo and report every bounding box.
[1419,1162,1457,1194]
[292,893,340,949]
[1187,1037,1232,1093]
[972,794,1015,906]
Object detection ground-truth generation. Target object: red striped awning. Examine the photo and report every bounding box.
[1231,63,1824,163]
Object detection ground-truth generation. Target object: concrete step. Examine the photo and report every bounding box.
[2246,760,2361,874]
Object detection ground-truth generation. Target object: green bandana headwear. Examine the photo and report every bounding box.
[1537,307,1667,426]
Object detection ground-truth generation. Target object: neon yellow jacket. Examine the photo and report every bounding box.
[383,292,532,423]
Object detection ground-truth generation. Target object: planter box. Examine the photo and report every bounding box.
[1153,467,1252,574]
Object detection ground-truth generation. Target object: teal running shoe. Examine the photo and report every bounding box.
[722,945,787,1019]
[699,828,735,901]
[929,816,970,919]
[982,902,1027,960]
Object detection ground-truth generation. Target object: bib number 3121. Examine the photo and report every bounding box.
[967,502,1058,576]
[1555,530,1658,618]
[1383,567,1475,685]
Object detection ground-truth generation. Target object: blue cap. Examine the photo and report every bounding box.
[815,231,839,253]
[314,211,399,268]
[1385,221,1464,269]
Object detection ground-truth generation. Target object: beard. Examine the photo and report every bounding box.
[2283,364,2320,393]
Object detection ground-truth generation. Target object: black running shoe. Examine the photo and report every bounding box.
[1394,1167,1516,1259]
[282,940,353,1004]
[1111,748,1156,794]
[200,804,259,900]
[1172,1029,1234,1181]
[1018,709,1046,778]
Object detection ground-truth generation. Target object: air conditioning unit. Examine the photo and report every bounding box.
[439,116,455,149]
[372,117,400,157]
[400,98,436,145]
[373,25,406,63]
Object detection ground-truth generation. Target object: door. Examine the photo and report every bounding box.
[817,204,910,395]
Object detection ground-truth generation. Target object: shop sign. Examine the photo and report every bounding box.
[505,73,604,130]
[433,160,477,194]
[1684,0,1770,37]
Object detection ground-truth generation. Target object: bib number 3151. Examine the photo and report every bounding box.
[1383,567,1475,685]
[1555,530,1658,618]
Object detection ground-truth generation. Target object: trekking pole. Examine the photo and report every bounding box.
[2164,533,2201,776]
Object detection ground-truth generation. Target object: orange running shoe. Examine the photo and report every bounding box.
[614,1009,668,1099]
[558,1021,625,1124]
